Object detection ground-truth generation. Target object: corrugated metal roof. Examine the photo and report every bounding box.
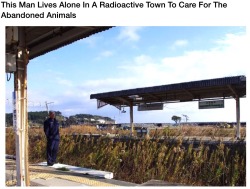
[6,26,113,60]
[90,75,246,107]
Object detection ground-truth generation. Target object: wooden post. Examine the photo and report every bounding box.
[14,27,30,186]
[236,96,240,139]
[129,102,134,136]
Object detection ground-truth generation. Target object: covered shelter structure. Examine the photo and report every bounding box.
[90,75,246,137]
[5,26,112,186]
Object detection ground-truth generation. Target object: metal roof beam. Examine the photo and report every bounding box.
[147,93,160,100]
[227,85,238,97]
[183,89,195,99]
[26,27,65,47]
[27,27,111,59]
[28,27,87,59]
[114,97,131,106]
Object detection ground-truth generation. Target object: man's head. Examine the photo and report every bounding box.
[49,111,55,119]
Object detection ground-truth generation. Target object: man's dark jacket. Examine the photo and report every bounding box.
[44,118,60,140]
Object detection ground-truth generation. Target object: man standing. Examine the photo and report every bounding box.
[44,111,60,166]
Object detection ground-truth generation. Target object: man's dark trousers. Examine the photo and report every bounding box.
[47,139,59,165]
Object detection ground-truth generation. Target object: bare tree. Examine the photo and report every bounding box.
[182,114,189,122]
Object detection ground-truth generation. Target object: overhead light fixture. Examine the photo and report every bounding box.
[134,97,143,101]
[121,107,126,113]
[128,95,142,101]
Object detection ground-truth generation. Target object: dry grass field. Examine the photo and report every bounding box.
[25,124,246,139]
[6,124,246,186]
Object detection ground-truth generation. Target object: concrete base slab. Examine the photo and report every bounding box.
[32,178,88,186]
[37,162,113,179]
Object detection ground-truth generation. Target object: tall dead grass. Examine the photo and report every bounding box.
[5,125,246,186]
[150,125,246,138]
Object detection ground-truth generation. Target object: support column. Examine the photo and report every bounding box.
[129,102,134,136]
[14,27,30,186]
[236,96,240,139]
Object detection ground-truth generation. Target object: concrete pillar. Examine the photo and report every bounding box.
[14,27,30,186]
[236,96,240,139]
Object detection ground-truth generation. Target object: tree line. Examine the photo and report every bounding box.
[5,111,114,127]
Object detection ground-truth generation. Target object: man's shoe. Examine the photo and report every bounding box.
[47,163,54,166]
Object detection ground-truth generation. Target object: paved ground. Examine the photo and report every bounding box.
[5,159,137,187]
[6,158,186,187]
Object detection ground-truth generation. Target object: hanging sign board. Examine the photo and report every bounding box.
[138,103,163,111]
[199,100,224,109]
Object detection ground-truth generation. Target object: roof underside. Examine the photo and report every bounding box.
[6,26,112,60]
[90,76,246,107]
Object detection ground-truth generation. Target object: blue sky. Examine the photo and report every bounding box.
[5,26,247,123]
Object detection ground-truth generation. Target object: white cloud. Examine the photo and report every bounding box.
[215,33,246,46]
[171,39,188,49]
[100,50,114,57]
[75,32,246,122]
[80,35,100,47]
[121,32,247,86]
[82,77,137,93]
[55,77,73,87]
[46,69,64,76]
[82,32,247,122]
[93,50,115,61]
[85,32,247,95]
[8,30,246,122]
[134,54,153,65]
[117,26,143,42]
